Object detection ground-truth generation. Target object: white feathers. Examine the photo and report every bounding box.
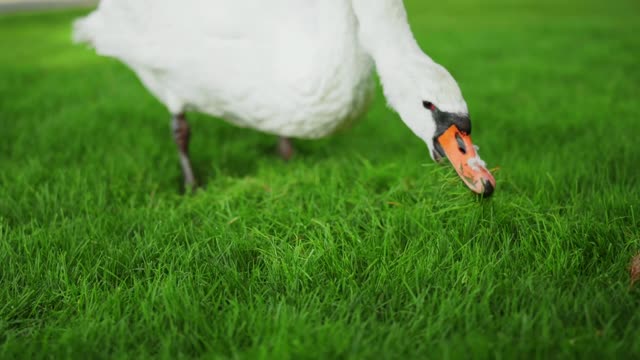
[74,0,468,148]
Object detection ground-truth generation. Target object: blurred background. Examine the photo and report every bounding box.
[0,0,94,12]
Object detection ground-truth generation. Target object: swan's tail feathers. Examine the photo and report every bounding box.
[72,15,99,47]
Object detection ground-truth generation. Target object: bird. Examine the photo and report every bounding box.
[73,0,496,196]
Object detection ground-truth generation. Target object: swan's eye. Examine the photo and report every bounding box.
[422,101,436,111]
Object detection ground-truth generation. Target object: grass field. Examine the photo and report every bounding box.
[1,0,640,358]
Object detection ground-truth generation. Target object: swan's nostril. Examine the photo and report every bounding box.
[455,133,467,154]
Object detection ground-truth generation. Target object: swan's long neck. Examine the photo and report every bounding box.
[350,0,435,114]
[350,0,425,61]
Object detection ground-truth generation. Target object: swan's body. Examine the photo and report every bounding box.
[74,0,496,195]
[75,0,375,138]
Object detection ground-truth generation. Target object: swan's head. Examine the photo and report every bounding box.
[384,61,495,196]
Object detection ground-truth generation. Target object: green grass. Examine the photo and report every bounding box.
[1,0,640,358]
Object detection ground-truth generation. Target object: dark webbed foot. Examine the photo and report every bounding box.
[278,137,294,161]
[171,113,197,191]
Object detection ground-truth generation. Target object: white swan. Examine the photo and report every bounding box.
[73,0,495,195]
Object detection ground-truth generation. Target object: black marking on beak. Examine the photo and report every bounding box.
[428,105,472,141]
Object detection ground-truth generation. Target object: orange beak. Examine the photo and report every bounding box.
[435,126,496,197]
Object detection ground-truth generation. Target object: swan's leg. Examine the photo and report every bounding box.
[278,137,294,161]
[171,113,196,189]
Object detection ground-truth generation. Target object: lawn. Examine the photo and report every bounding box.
[1,0,640,358]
